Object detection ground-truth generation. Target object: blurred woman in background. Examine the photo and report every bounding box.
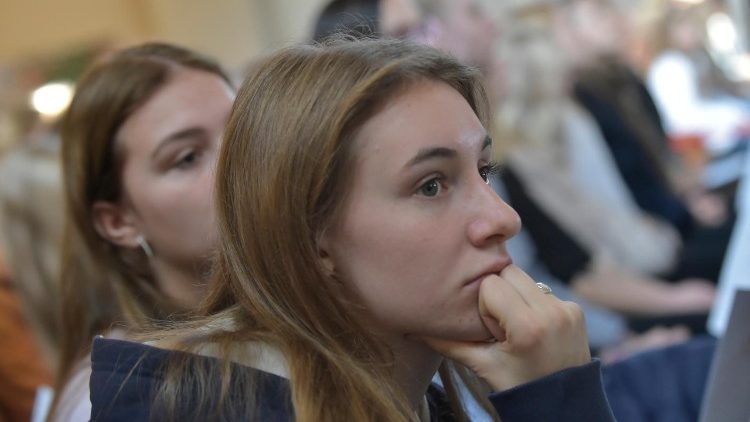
[48,43,234,421]
[493,10,716,337]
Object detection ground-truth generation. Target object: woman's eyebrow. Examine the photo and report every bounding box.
[403,135,492,170]
[404,146,457,169]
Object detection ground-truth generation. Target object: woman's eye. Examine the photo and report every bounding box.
[479,162,501,183]
[417,178,442,197]
[175,151,198,169]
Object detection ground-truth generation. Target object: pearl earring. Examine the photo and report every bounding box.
[136,235,154,258]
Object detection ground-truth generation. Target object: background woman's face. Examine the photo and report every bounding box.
[114,68,233,271]
[324,81,520,342]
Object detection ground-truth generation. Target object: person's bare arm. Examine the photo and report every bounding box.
[571,266,715,316]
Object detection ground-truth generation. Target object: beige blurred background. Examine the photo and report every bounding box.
[1,0,748,153]
[0,0,330,69]
[0,0,332,153]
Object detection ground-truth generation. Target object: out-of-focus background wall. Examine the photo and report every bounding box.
[2,0,750,155]
[0,0,331,66]
[2,0,749,152]
[0,0,331,153]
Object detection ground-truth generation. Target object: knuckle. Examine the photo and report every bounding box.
[515,315,547,348]
[562,301,585,326]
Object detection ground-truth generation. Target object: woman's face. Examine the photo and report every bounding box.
[439,0,497,70]
[324,81,520,342]
[113,68,233,272]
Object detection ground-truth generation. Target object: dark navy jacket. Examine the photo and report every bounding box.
[603,336,716,422]
[89,338,615,421]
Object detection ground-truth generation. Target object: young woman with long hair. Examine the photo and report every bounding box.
[50,43,234,421]
[90,38,613,421]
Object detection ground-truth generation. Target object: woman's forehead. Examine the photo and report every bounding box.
[352,80,487,163]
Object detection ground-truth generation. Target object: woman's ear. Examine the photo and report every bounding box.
[92,200,141,249]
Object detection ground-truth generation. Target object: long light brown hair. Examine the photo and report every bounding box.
[55,43,231,412]
[150,38,497,422]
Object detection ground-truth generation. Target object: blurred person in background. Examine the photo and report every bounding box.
[409,0,496,71]
[312,0,422,42]
[554,0,735,284]
[506,3,724,420]
[498,4,721,421]
[47,42,234,421]
[0,131,65,373]
[406,0,505,105]
[0,102,67,422]
[498,9,717,325]
[313,0,379,41]
[0,243,52,421]
[312,0,508,106]
[647,2,750,160]
[499,17,683,278]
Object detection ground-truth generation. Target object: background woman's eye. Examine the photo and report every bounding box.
[176,151,198,168]
[418,178,442,197]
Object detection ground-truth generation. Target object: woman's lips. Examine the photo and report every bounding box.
[463,258,513,287]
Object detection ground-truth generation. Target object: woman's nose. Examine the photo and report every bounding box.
[466,183,521,247]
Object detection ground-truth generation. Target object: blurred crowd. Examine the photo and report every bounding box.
[0,0,749,421]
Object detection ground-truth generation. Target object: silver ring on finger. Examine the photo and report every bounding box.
[535,282,553,295]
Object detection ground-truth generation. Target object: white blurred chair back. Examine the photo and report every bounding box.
[708,149,750,335]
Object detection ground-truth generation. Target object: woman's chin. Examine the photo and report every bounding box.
[461,327,495,343]
[438,324,495,343]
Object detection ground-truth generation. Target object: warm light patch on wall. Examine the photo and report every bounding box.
[29,81,74,121]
